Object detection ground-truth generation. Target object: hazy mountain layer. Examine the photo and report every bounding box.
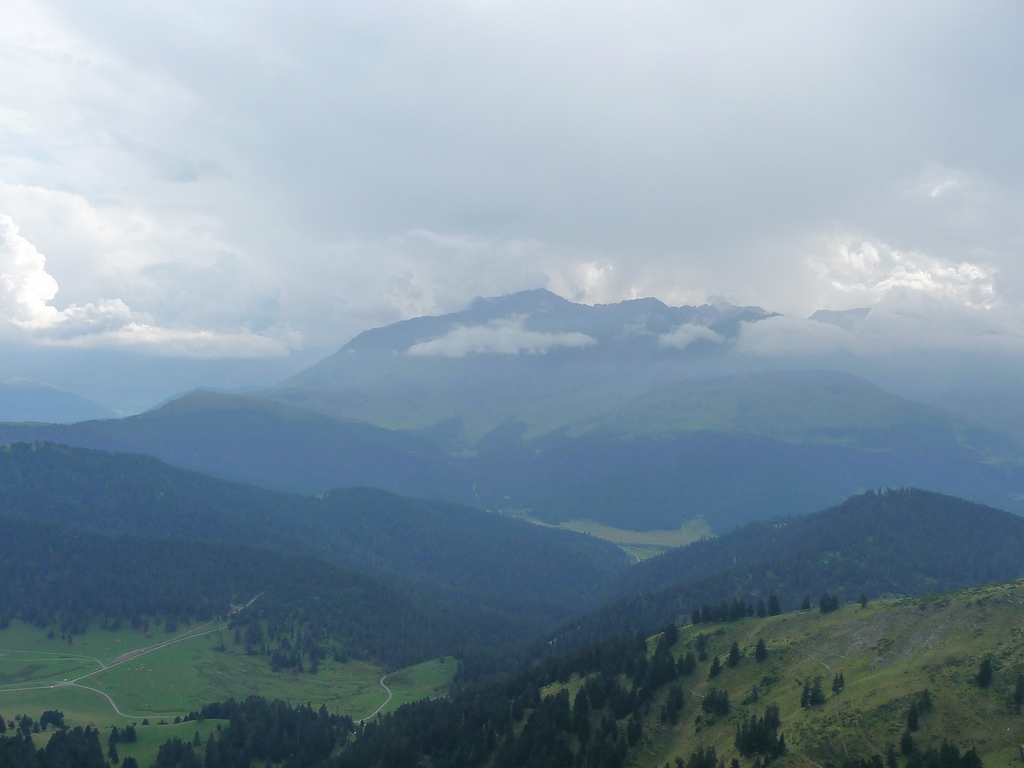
[4,370,1024,531]
[0,379,115,423]
[0,389,464,498]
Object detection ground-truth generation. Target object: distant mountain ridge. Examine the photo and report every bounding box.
[0,379,115,423]
[271,289,776,443]
[3,369,1024,531]
[3,291,1024,532]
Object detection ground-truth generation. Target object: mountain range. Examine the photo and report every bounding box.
[2,287,1023,532]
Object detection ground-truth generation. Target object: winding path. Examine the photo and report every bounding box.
[0,594,263,719]
[359,675,393,723]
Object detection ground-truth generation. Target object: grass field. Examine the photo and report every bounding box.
[510,512,712,561]
[558,518,712,560]
[0,619,456,734]
[541,579,1024,768]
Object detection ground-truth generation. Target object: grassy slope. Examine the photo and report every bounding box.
[549,580,1024,768]
[0,620,455,727]
[515,515,713,561]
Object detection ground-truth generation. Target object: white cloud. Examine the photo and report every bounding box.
[736,293,1024,358]
[1,0,1024,372]
[734,314,856,357]
[808,239,995,308]
[0,214,292,357]
[658,323,723,349]
[407,317,596,357]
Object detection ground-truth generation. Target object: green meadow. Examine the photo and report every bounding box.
[558,518,713,561]
[0,619,456,731]
[511,512,712,561]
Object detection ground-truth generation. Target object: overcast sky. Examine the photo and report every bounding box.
[2,0,1024,369]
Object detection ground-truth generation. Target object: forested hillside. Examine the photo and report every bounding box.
[0,515,499,668]
[560,489,1024,647]
[0,441,626,600]
[0,442,627,657]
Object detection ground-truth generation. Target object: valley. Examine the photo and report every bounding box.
[3,295,1024,768]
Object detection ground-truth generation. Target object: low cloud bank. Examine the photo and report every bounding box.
[737,298,1024,358]
[407,317,596,357]
[733,236,1024,358]
[658,323,724,349]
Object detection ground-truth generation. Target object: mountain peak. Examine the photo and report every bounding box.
[466,288,571,316]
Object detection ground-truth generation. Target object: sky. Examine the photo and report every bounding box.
[2,1,1024,408]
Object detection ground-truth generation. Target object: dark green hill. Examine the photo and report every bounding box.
[566,489,1024,647]
[0,515,478,668]
[0,442,628,637]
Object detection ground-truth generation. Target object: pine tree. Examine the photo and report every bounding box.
[831,672,845,693]
[727,641,741,668]
[755,638,768,662]
[812,677,826,705]
[756,598,767,618]
[819,592,840,614]
[696,634,708,661]
[627,715,641,746]
[709,655,722,678]
[978,657,994,688]
[801,595,811,611]
[678,651,697,676]
[860,592,869,608]
[906,703,919,732]
[768,594,781,616]
[900,730,916,756]
[919,689,933,712]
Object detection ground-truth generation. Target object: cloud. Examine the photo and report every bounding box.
[736,293,1024,359]
[0,214,292,357]
[3,0,1024,369]
[658,323,724,349]
[808,239,995,308]
[407,317,596,357]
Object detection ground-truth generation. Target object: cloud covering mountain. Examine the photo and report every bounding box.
[3,1,1024,408]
